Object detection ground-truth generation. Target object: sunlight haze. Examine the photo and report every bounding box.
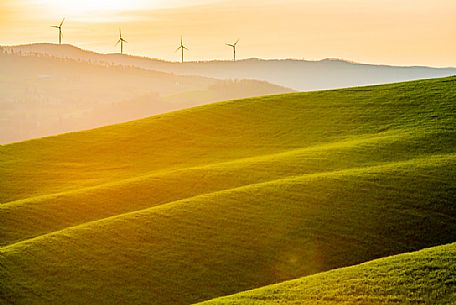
[1,0,455,66]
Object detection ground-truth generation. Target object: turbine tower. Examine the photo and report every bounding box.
[226,39,239,62]
[51,18,65,45]
[116,29,128,54]
[176,36,189,63]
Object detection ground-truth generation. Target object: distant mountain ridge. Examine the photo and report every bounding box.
[0,48,289,143]
[4,43,456,91]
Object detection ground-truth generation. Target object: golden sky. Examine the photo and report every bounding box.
[1,0,455,66]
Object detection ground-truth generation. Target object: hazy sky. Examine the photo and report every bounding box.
[1,0,455,66]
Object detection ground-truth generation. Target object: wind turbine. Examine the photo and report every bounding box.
[116,29,128,54]
[51,18,65,45]
[226,39,239,62]
[176,36,189,63]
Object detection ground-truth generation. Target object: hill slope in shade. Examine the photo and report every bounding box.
[1,77,456,305]
[0,50,290,144]
[197,242,456,305]
[4,43,456,91]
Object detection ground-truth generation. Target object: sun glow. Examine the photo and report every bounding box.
[40,0,153,16]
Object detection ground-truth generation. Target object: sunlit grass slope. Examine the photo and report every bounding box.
[1,77,456,305]
[197,242,456,305]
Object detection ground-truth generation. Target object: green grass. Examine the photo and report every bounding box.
[1,77,455,305]
[197,242,456,305]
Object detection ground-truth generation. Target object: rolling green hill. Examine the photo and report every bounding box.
[1,77,455,304]
[197,242,456,305]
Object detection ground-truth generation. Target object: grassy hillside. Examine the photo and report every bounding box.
[197,242,456,305]
[1,77,455,304]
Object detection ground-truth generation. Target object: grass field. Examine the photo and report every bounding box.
[198,242,456,305]
[1,76,455,304]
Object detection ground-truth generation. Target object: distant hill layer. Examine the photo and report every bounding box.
[197,242,456,305]
[0,49,290,143]
[1,77,455,305]
[4,43,456,91]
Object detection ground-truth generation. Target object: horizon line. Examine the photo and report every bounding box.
[2,42,456,69]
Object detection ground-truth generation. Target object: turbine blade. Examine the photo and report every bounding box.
[51,26,59,28]
[60,18,65,27]
[234,39,239,45]
[176,46,182,52]
[115,40,121,46]
[226,44,234,47]
[183,46,189,51]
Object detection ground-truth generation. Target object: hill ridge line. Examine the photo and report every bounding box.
[7,43,456,70]
[1,75,448,150]
[194,242,456,305]
[2,152,454,251]
[0,130,412,207]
